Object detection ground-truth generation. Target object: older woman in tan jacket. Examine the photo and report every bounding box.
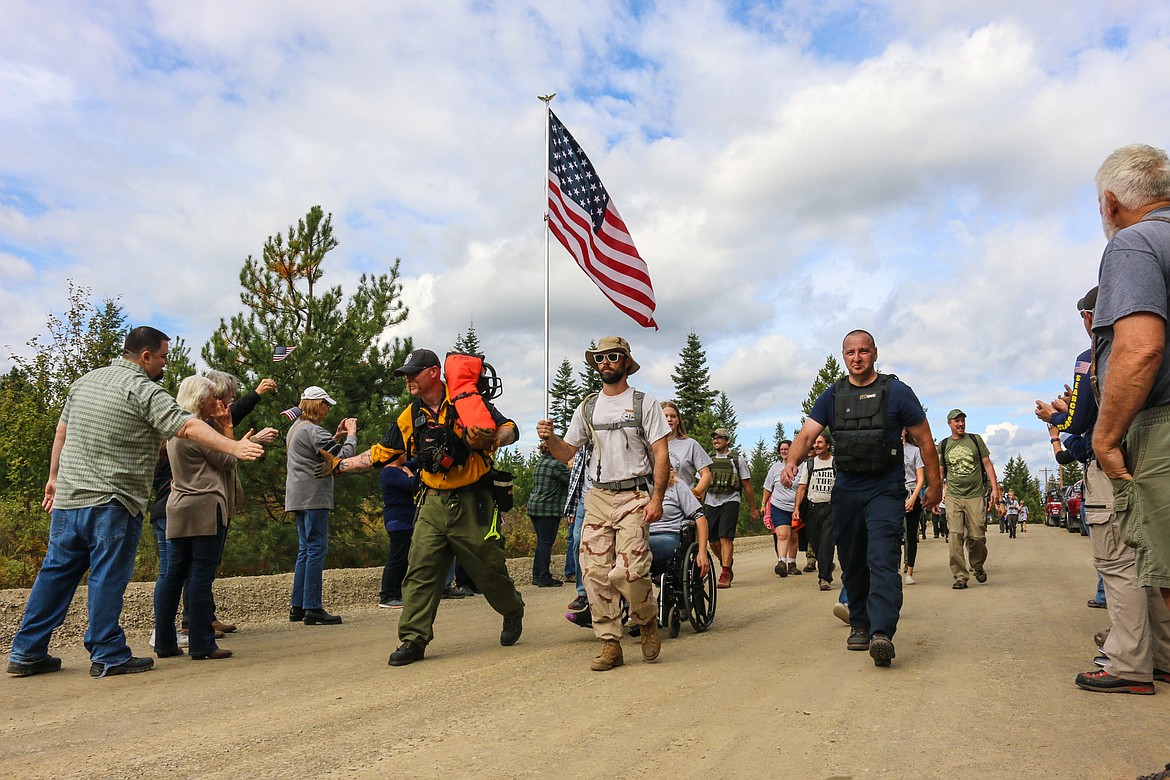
[153,375,247,661]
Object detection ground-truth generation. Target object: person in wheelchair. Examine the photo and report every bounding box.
[650,470,712,573]
[645,470,716,637]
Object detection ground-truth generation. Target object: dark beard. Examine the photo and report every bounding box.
[599,367,627,385]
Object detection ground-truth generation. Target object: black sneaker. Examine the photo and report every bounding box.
[869,632,895,667]
[847,627,870,651]
[6,655,62,677]
[952,580,968,590]
[500,611,523,646]
[388,640,426,666]
[567,595,589,612]
[90,656,154,678]
[974,569,988,584]
[441,585,465,600]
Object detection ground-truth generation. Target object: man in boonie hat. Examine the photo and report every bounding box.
[537,337,669,671]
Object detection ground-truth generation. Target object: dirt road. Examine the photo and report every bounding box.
[2,528,1167,779]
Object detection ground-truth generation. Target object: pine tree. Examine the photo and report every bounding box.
[713,391,738,442]
[801,355,845,420]
[203,205,413,575]
[670,331,716,426]
[160,337,197,397]
[453,320,482,354]
[1002,454,1042,514]
[1060,461,1083,487]
[772,421,788,453]
[577,340,602,398]
[548,358,579,435]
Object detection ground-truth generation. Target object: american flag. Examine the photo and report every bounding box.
[279,406,302,422]
[272,345,296,362]
[546,110,657,330]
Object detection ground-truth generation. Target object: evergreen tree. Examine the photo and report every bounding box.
[203,205,413,575]
[801,355,845,420]
[772,421,788,453]
[1060,460,1083,487]
[548,358,579,435]
[1002,454,1042,513]
[577,340,602,398]
[742,437,775,535]
[670,331,716,425]
[713,391,738,442]
[453,320,482,354]
[159,337,197,397]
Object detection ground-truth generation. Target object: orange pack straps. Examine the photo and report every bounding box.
[444,351,502,433]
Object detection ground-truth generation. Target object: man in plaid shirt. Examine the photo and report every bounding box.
[6,327,264,679]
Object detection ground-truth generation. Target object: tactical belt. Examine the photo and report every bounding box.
[594,476,651,492]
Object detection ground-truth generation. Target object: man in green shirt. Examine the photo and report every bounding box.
[7,327,264,679]
[939,409,1001,589]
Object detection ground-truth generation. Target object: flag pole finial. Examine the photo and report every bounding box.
[538,93,556,104]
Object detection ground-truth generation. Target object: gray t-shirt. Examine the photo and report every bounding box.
[1094,206,1170,409]
[564,388,670,484]
[668,437,713,489]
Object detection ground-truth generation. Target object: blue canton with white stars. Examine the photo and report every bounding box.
[550,111,610,233]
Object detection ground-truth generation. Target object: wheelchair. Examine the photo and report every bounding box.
[649,519,717,637]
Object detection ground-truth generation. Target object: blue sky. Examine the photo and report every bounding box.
[2,0,1169,485]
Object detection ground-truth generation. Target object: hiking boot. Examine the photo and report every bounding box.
[1155,668,1170,683]
[974,569,987,584]
[6,655,62,677]
[819,579,831,592]
[869,632,895,668]
[640,620,661,662]
[90,657,153,678]
[1075,669,1154,695]
[803,560,817,572]
[500,610,523,646]
[388,640,425,666]
[774,562,788,578]
[441,585,465,599]
[952,580,968,590]
[847,627,870,651]
[590,639,624,671]
[833,603,851,625]
[567,595,589,612]
[788,561,802,576]
[718,569,731,589]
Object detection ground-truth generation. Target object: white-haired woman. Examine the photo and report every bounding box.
[153,375,250,661]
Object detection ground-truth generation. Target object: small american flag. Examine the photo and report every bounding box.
[280,406,302,422]
[272,345,296,362]
[546,110,657,330]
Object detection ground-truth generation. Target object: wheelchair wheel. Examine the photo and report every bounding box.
[681,542,716,632]
[668,604,682,638]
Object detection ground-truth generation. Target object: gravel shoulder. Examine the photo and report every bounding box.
[2,530,1167,779]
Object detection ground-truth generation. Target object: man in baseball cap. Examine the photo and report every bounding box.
[395,349,441,376]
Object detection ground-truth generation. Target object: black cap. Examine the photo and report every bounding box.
[395,348,441,375]
[1077,286,1098,313]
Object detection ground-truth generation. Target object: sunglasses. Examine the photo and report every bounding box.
[592,352,625,365]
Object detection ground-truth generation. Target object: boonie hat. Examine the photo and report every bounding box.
[946,408,966,421]
[395,348,442,376]
[713,427,732,439]
[585,336,640,375]
[301,386,337,405]
[1078,286,1098,313]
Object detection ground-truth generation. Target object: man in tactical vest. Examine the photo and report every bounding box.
[319,348,524,666]
[783,330,941,668]
[537,336,670,672]
[704,427,758,587]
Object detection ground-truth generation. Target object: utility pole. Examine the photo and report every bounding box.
[1038,467,1054,496]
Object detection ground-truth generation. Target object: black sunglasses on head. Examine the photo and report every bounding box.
[592,352,625,365]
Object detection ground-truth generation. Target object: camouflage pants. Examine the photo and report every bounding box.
[580,487,656,641]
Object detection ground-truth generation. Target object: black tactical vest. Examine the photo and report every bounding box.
[831,374,903,474]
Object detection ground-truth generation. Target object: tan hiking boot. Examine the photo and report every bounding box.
[640,620,661,661]
[590,639,624,671]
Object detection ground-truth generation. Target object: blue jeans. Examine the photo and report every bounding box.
[10,501,143,667]
[571,499,587,598]
[833,485,905,638]
[155,518,226,656]
[291,509,330,610]
[649,532,681,569]
[152,515,170,578]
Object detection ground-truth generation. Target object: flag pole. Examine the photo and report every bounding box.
[538,93,556,422]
